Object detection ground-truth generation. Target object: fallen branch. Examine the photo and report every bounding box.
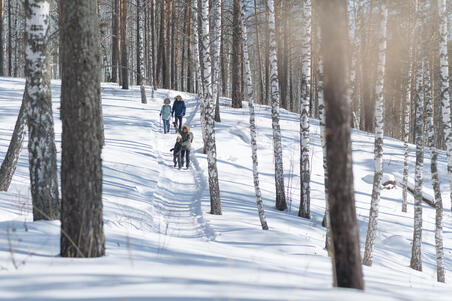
[404,181,436,209]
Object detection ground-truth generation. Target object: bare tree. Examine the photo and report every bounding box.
[363,0,388,267]
[0,0,4,75]
[319,0,364,289]
[298,0,312,219]
[0,89,27,191]
[267,0,286,211]
[60,0,105,258]
[200,0,222,215]
[120,0,128,89]
[241,0,268,230]
[136,0,146,103]
[25,0,59,221]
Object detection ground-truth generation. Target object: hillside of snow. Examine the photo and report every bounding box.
[0,76,451,300]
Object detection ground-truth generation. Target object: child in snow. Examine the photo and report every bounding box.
[170,136,182,169]
[177,125,193,169]
[160,98,172,134]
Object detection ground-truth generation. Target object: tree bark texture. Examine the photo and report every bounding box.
[60,0,105,258]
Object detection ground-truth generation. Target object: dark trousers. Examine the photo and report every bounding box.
[174,116,183,132]
[163,119,170,133]
[181,149,190,168]
[173,152,182,168]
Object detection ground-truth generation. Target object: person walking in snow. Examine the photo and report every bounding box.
[178,125,193,169]
[160,98,172,134]
[172,95,186,132]
[170,136,182,169]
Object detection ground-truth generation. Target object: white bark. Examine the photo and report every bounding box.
[363,0,388,267]
[425,59,445,283]
[402,11,416,213]
[211,0,221,114]
[298,0,311,219]
[137,0,146,104]
[410,48,424,272]
[267,0,286,210]
[240,0,268,230]
[350,0,364,129]
[439,0,452,212]
[192,0,207,154]
[200,0,221,215]
[25,0,59,221]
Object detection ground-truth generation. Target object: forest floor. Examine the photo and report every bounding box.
[0,77,451,300]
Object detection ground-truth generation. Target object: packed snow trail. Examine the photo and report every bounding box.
[150,93,215,241]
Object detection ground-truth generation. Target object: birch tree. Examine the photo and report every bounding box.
[136,0,146,104]
[0,90,27,191]
[192,0,207,154]
[298,0,312,219]
[60,0,105,257]
[200,0,222,215]
[211,0,221,118]
[25,0,59,221]
[363,0,388,267]
[402,2,417,213]
[267,0,286,211]
[241,0,268,230]
[438,0,452,212]
[0,0,4,75]
[425,59,445,283]
[410,42,425,272]
[319,0,364,289]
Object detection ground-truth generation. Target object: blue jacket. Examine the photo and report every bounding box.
[160,104,172,120]
[172,100,186,117]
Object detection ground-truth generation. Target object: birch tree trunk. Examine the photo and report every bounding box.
[319,0,364,289]
[25,0,60,221]
[410,46,425,272]
[111,0,120,83]
[241,0,268,230]
[211,0,221,120]
[438,0,452,212]
[267,0,286,211]
[363,0,388,267]
[200,0,222,215]
[425,59,445,283]
[402,6,416,213]
[0,89,27,191]
[136,0,146,104]
[60,0,105,258]
[192,0,207,154]
[298,0,312,219]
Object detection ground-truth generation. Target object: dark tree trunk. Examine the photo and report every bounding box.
[60,0,105,258]
[231,0,243,108]
[120,0,129,89]
[0,89,27,191]
[111,0,119,82]
[7,0,11,76]
[0,0,4,76]
[157,0,167,87]
[319,0,364,290]
[186,3,192,92]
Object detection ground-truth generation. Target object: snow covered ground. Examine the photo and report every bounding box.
[0,76,451,300]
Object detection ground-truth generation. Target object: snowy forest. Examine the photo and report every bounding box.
[1,0,452,300]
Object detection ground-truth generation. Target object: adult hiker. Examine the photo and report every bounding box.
[160,98,172,134]
[178,125,193,169]
[172,95,186,132]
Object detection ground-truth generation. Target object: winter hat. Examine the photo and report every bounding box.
[182,125,190,132]
[164,98,171,104]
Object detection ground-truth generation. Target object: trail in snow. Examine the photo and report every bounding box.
[149,93,215,241]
